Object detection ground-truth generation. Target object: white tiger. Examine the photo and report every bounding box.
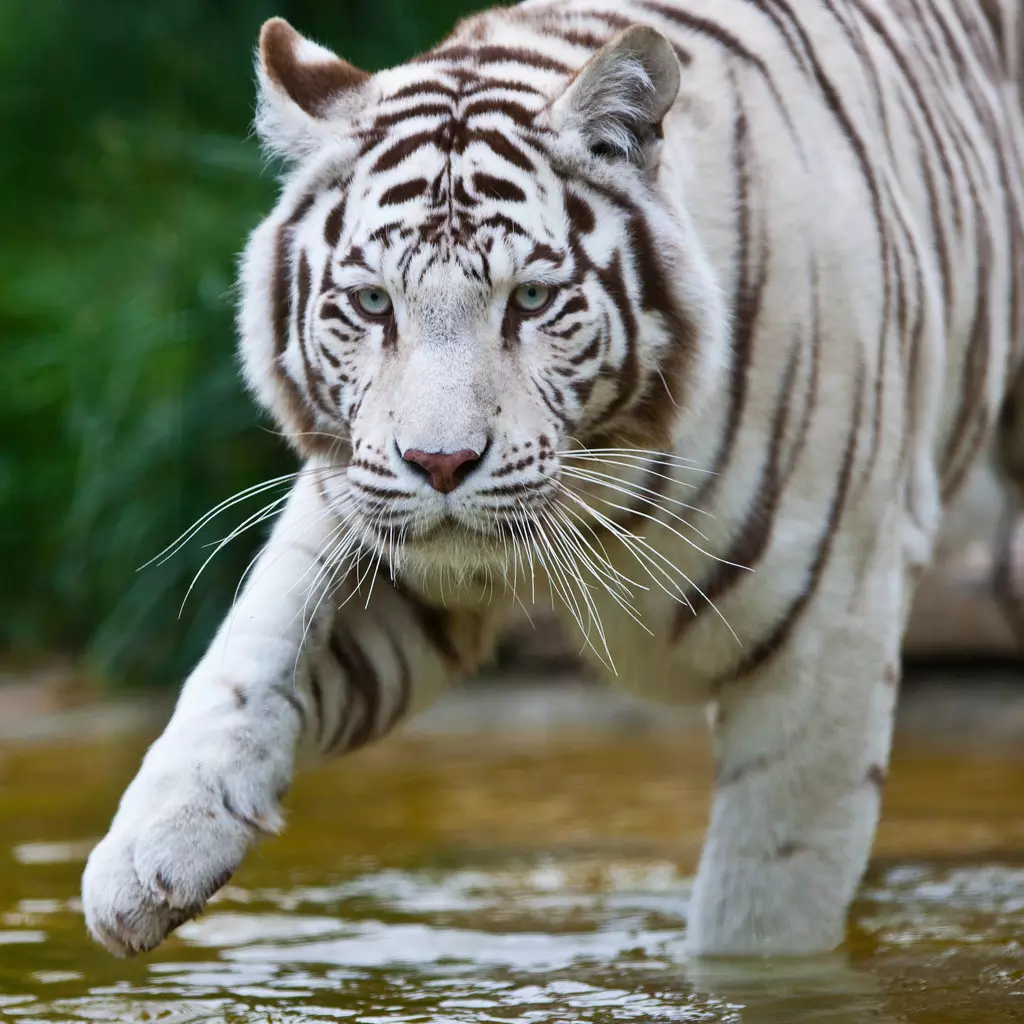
[82,0,1024,957]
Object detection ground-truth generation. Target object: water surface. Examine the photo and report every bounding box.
[1,691,1023,1022]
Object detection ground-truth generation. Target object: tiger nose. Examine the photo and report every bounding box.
[401,447,482,493]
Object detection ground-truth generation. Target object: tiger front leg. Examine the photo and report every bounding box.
[685,603,902,956]
[81,471,488,957]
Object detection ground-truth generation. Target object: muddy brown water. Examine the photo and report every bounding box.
[1,683,1023,1023]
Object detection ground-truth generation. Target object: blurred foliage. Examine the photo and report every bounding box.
[1,0,482,686]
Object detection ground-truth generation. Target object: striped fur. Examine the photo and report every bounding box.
[84,0,1024,958]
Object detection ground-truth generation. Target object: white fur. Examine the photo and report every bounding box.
[84,0,1024,960]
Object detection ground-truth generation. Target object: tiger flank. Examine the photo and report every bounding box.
[82,0,1024,957]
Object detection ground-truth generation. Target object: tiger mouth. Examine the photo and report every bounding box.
[403,517,472,544]
[358,488,564,554]
[406,514,515,545]
[367,512,520,553]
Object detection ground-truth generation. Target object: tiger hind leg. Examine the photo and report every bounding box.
[991,361,1024,646]
[902,353,1024,662]
[685,554,904,955]
[903,456,1024,659]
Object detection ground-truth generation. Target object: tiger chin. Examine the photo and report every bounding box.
[82,0,1024,959]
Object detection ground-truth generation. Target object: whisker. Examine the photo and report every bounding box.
[363,515,389,609]
[543,508,629,662]
[558,457,708,507]
[549,501,653,638]
[563,442,709,470]
[525,500,617,672]
[560,466,714,537]
[554,480,742,646]
[521,504,599,663]
[293,503,361,607]
[511,506,538,606]
[552,495,645,584]
[286,497,368,657]
[201,494,293,553]
[549,501,644,599]
[552,481,691,608]
[259,425,350,447]
[500,517,537,625]
[177,492,297,618]
[218,489,360,671]
[655,367,681,409]
[141,471,303,570]
[230,493,343,609]
[561,476,748,572]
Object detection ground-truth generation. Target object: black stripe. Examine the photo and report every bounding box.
[270,194,318,439]
[386,81,458,102]
[370,130,438,173]
[309,669,324,747]
[781,261,821,485]
[417,44,572,74]
[379,178,430,206]
[472,128,536,171]
[373,103,452,130]
[295,250,334,420]
[717,358,865,685]
[674,343,800,642]
[694,83,766,509]
[393,580,461,667]
[594,253,639,425]
[328,628,381,752]
[323,196,347,249]
[382,626,412,734]
[473,172,526,202]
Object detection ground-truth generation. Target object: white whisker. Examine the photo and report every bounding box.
[549,501,644,600]
[141,471,303,570]
[521,500,616,672]
[556,485,692,610]
[559,457,709,505]
[560,465,713,537]
[563,441,710,470]
[177,492,296,618]
[553,480,741,646]
[561,475,747,572]
[544,508,630,663]
[522,507,594,654]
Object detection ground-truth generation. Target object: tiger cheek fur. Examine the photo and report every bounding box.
[83,1,1024,960]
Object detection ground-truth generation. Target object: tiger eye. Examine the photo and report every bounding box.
[354,287,392,317]
[511,283,551,313]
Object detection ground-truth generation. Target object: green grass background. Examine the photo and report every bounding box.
[2,0,483,686]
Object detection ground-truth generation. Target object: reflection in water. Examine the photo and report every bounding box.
[1,723,1023,1022]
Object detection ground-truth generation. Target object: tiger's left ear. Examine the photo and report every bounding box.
[255,18,370,160]
[550,26,680,169]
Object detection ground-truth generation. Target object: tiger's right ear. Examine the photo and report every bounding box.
[255,18,370,160]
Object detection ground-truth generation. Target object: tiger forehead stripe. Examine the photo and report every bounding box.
[362,103,550,174]
[413,43,574,74]
[379,179,430,206]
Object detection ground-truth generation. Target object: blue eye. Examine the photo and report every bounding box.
[512,283,551,313]
[354,287,393,317]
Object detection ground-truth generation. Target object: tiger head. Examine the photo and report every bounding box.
[239,16,726,585]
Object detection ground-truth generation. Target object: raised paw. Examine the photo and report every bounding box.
[82,765,284,957]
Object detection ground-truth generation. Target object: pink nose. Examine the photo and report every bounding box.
[402,448,481,493]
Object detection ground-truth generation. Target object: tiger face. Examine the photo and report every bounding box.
[239,18,726,577]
